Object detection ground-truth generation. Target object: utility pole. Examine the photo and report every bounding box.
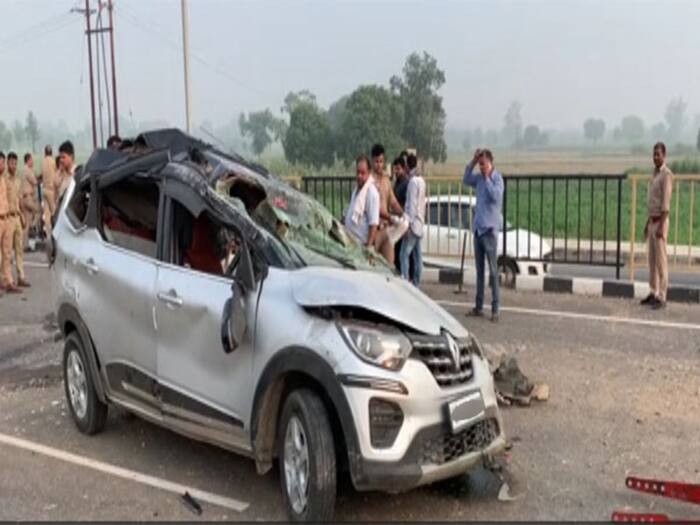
[85,0,98,149]
[181,0,192,133]
[108,0,119,136]
[73,0,119,149]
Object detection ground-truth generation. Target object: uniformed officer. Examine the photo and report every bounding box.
[21,153,40,250]
[6,152,29,288]
[0,152,21,294]
[56,140,76,203]
[640,142,673,310]
[40,145,56,238]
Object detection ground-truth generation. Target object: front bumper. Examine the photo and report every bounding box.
[349,406,506,492]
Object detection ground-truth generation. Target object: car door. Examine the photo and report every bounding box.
[154,192,253,452]
[77,172,162,417]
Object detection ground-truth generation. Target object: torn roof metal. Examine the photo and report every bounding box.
[78,128,391,273]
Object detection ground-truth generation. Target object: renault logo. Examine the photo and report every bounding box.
[444,332,461,371]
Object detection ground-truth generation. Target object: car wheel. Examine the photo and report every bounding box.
[499,257,518,289]
[278,389,336,522]
[63,332,108,435]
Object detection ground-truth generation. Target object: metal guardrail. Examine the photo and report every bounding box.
[300,173,627,279]
[628,173,700,280]
[503,174,627,279]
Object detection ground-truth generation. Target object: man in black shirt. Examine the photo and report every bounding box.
[392,156,411,273]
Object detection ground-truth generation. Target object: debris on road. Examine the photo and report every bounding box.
[483,344,550,407]
[484,454,525,503]
[180,491,203,516]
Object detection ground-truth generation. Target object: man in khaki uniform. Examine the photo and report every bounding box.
[370,143,404,264]
[641,142,672,309]
[56,140,76,204]
[21,153,40,249]
[0,152,22,293]
[6,152,29,288]
[41,145,56,237]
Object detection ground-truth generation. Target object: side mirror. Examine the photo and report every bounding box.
[221,242,256,354]
[221,285,247,354]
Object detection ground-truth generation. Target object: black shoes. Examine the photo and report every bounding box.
[651,297,666,310]
[641,294,666,309]
[467,308,499,322]
[640,294,655,305]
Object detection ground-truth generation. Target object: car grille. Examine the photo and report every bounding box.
[419,418,500,466]
[409,333,475,387]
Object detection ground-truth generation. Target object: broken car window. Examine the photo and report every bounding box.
[214,169,392,273]
[168,200,240,277]
[99,176,159,258]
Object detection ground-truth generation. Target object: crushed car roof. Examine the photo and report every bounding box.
[79,128,270,181]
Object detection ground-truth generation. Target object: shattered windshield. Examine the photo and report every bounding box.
[211,160,392,273]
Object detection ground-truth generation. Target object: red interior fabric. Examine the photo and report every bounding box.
[185,215,221,275]
[103,206,155,242]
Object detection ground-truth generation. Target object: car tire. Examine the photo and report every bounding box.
[277,389,336,522]
[63,332,108,435]
[498,257,518,289]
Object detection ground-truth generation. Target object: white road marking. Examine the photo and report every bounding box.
[437,300,700,331]
[0,323,46,336]
[24,261,49,269]
[0,432,249,513]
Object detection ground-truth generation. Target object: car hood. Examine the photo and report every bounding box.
[290,267,468,337]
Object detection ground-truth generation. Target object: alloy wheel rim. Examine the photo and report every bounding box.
[283,415,309,514]
[66,349,88,419]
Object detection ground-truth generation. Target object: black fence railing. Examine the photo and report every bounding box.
[300,173,628,280]
[502,174,627,279]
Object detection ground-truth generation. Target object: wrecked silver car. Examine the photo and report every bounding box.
[52,129,506,521]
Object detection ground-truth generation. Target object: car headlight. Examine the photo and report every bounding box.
[338,321,412,371]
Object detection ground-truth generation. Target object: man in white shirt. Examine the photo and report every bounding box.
[343,154,380,247]
[400,154,426,285]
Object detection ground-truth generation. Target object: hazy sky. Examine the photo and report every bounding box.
[2,0,700,132]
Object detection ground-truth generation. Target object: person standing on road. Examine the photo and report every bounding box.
[55,141,76,204]
[40,145,56,239]
[0,152,19,295]
[392,156,410,273]
[344,154,380,248]
[400,153,426,286]
[463,149,504,322]
[21,153,40,250]
[6,152,29,288]
[371,144,404,264]
[641,142,673,310]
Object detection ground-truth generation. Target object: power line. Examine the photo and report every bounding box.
[0,16,78,56]
[116,3,278,100]
[0,10,72,48]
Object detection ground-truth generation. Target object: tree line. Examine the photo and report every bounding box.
[238,52,448,168]
[0,111,40,152]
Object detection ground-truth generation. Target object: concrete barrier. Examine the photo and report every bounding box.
[421,267,699,304]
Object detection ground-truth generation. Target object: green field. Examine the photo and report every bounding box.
[502,176,700,247]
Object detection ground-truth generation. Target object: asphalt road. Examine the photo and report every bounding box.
[1,253,699,521]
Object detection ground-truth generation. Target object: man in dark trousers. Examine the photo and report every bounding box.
[463,148,504,322]
[392,156,410,273]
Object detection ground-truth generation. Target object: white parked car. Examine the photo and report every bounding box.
[422,195,552,285]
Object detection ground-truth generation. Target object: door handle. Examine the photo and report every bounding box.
[79,257,99,275]
[157,290,184,308]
